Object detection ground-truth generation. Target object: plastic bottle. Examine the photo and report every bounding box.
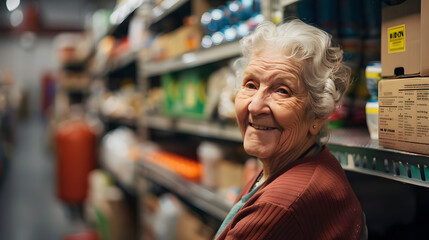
[365,100,379,140]
[197,142,223,189]
[366,62,381,99]
[365,62,381,140]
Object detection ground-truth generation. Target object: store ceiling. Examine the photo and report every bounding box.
[0,0,116,34]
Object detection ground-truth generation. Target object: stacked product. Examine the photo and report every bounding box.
[151,17,204,61]
[282,0,381,129]
[146,151,202,182]
[200,0,263,48]
[365,62,381,140]
[84,170,136,240]
[161,67,214,119]
[378,0,429,155]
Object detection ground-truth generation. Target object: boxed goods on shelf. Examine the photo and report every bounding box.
[141,193,182,240]
[85,170,135,240]
[100,84,143,121]
[161,68,211,119]
[381,0,429,77]
[140,192,215,240]
[199,0,263,48]
[174,204,216,240]
[152,22,203,61]
[191,0,211,20]
[161,73,182,116]
[179,70,207,119]
[378,77,429,155]
[146,151,202,182]
[205,66,237,121]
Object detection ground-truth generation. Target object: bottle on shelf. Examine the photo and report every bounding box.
[365,62,381,140]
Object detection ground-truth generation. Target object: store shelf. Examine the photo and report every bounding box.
[136,159,231,221]
[280,0,300,7]
[103,115,137,125]
[102,164,137,197]
[141,119,429,188]
[95,51,138,79]
[151,0,189,24]
[328,128,429,188]
[141,115,242,142]
[111,51,138,74]
[102,115,138,133]
[142,41,242,77]
[109,1,140,31]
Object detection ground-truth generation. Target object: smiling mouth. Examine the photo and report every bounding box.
[249,122,277,130]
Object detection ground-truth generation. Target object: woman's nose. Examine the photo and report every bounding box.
[248,90,270,115]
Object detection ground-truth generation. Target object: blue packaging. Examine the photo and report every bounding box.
[318,0,339,36]
[297,0,317,24]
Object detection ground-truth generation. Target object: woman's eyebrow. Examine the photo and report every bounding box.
[269,71,299,84]
[242,71,260,82]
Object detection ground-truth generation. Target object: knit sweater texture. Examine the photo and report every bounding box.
[215,146,363,240]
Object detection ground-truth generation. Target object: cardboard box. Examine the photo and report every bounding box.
[378,78,429,155]
[381,0,429,77]
[155,24,203,61]
[218,160,244,190]
[192,0,211,21]
[175,205,216,240]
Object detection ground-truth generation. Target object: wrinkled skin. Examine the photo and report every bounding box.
[235,48,323,180]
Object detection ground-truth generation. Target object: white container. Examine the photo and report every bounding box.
[197,142,223,189]
[366,100,379,140]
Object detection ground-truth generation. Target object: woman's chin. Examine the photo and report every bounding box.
[243,140,273,159]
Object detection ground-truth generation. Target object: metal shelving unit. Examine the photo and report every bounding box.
[134,126,429,233]
[328,128,429,188]
[142,41,242,77]
[136,159,231,221]
[141,117,429,188]
[95,51,138,79]
[151,0,189,24]
[141,115,242,142]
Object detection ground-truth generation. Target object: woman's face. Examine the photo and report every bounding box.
[235,48,314,161]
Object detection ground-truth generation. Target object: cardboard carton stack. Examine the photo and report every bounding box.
[378,0,429,155]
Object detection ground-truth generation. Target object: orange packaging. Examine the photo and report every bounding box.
[147,151,202,182]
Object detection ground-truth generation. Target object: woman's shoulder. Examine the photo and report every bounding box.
[258,147,354,207]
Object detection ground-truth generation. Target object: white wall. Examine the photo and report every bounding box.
[0,34,57,113]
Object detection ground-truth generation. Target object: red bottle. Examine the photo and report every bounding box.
[55,112,96,203]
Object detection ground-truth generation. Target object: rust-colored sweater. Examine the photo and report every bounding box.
[216,146,363,240]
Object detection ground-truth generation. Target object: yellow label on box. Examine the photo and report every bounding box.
[388,24,406,53]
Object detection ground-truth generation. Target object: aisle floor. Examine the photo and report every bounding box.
[0,113,77,240]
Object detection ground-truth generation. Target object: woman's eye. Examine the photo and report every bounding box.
[278,88,289,94]
[245,82,257,89]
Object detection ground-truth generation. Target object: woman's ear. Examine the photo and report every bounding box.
[309,118,326,136]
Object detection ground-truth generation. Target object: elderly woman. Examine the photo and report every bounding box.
[214,20,366,239]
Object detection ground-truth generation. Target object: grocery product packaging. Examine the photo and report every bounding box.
[381,0,429,77]
[378,78,429,155]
